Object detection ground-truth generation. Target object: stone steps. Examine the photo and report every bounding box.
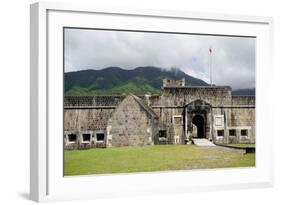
[192,138,216,146]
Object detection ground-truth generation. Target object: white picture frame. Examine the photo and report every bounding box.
[30,2,274,202]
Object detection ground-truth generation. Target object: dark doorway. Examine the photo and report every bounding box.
[192,115,205,138]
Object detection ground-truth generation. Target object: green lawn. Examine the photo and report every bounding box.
[64,145,255,176]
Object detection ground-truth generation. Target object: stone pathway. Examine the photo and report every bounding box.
[192,138,216,146]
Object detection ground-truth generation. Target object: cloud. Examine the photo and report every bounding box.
[64,28,255,90]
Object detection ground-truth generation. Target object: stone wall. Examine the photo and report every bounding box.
[63,86,255,149]
[64,108,114,131]
[163,78,185,87]
[152,107,185,144]
[212,102,255,144]
[148,86,232,144]
[107,95,158,147]
[157,86,232,107]
[231,96,255,105]
[226,107,255,143]
[64,108,114,149]
[64,96,125,107]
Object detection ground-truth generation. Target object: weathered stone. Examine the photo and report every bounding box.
[64,80,255,149]
[107,95,158,147]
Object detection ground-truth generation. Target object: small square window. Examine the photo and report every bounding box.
[241,129,248,136]
[68,134,77,142]
[82,134,91,142]
[96,133,105,141]
[217,130,224,137]
[229,129,236,136]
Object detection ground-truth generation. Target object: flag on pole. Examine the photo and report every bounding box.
[209,47,212,86]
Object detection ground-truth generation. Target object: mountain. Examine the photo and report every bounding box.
[232,88,255,96]
[64,66,208,96]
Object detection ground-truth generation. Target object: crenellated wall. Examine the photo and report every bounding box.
[157,86,232,107]
[64,95,125,107]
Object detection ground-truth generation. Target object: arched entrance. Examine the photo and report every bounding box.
[184,99,212,141]
[192,115,205,138]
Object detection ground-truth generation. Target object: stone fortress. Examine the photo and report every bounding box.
[64,79,255,149]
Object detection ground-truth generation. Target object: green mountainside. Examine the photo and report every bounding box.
[64,66,208,95]
[64,66,255,96]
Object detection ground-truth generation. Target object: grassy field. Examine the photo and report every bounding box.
[64,145,255,176]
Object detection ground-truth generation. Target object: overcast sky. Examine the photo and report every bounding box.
[64,28,255,90]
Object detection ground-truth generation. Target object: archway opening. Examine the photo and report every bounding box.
[192,115,205,138]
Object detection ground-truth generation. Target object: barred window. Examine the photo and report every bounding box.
[229,129,236,136]
[217,130,224,137]
[241,129,248,136]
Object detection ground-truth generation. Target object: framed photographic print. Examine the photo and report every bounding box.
[30,2,274,202]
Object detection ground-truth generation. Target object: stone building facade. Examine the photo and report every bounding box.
[64,79,255,149]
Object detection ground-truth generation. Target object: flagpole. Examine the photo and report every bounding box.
[209,48,212,86]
